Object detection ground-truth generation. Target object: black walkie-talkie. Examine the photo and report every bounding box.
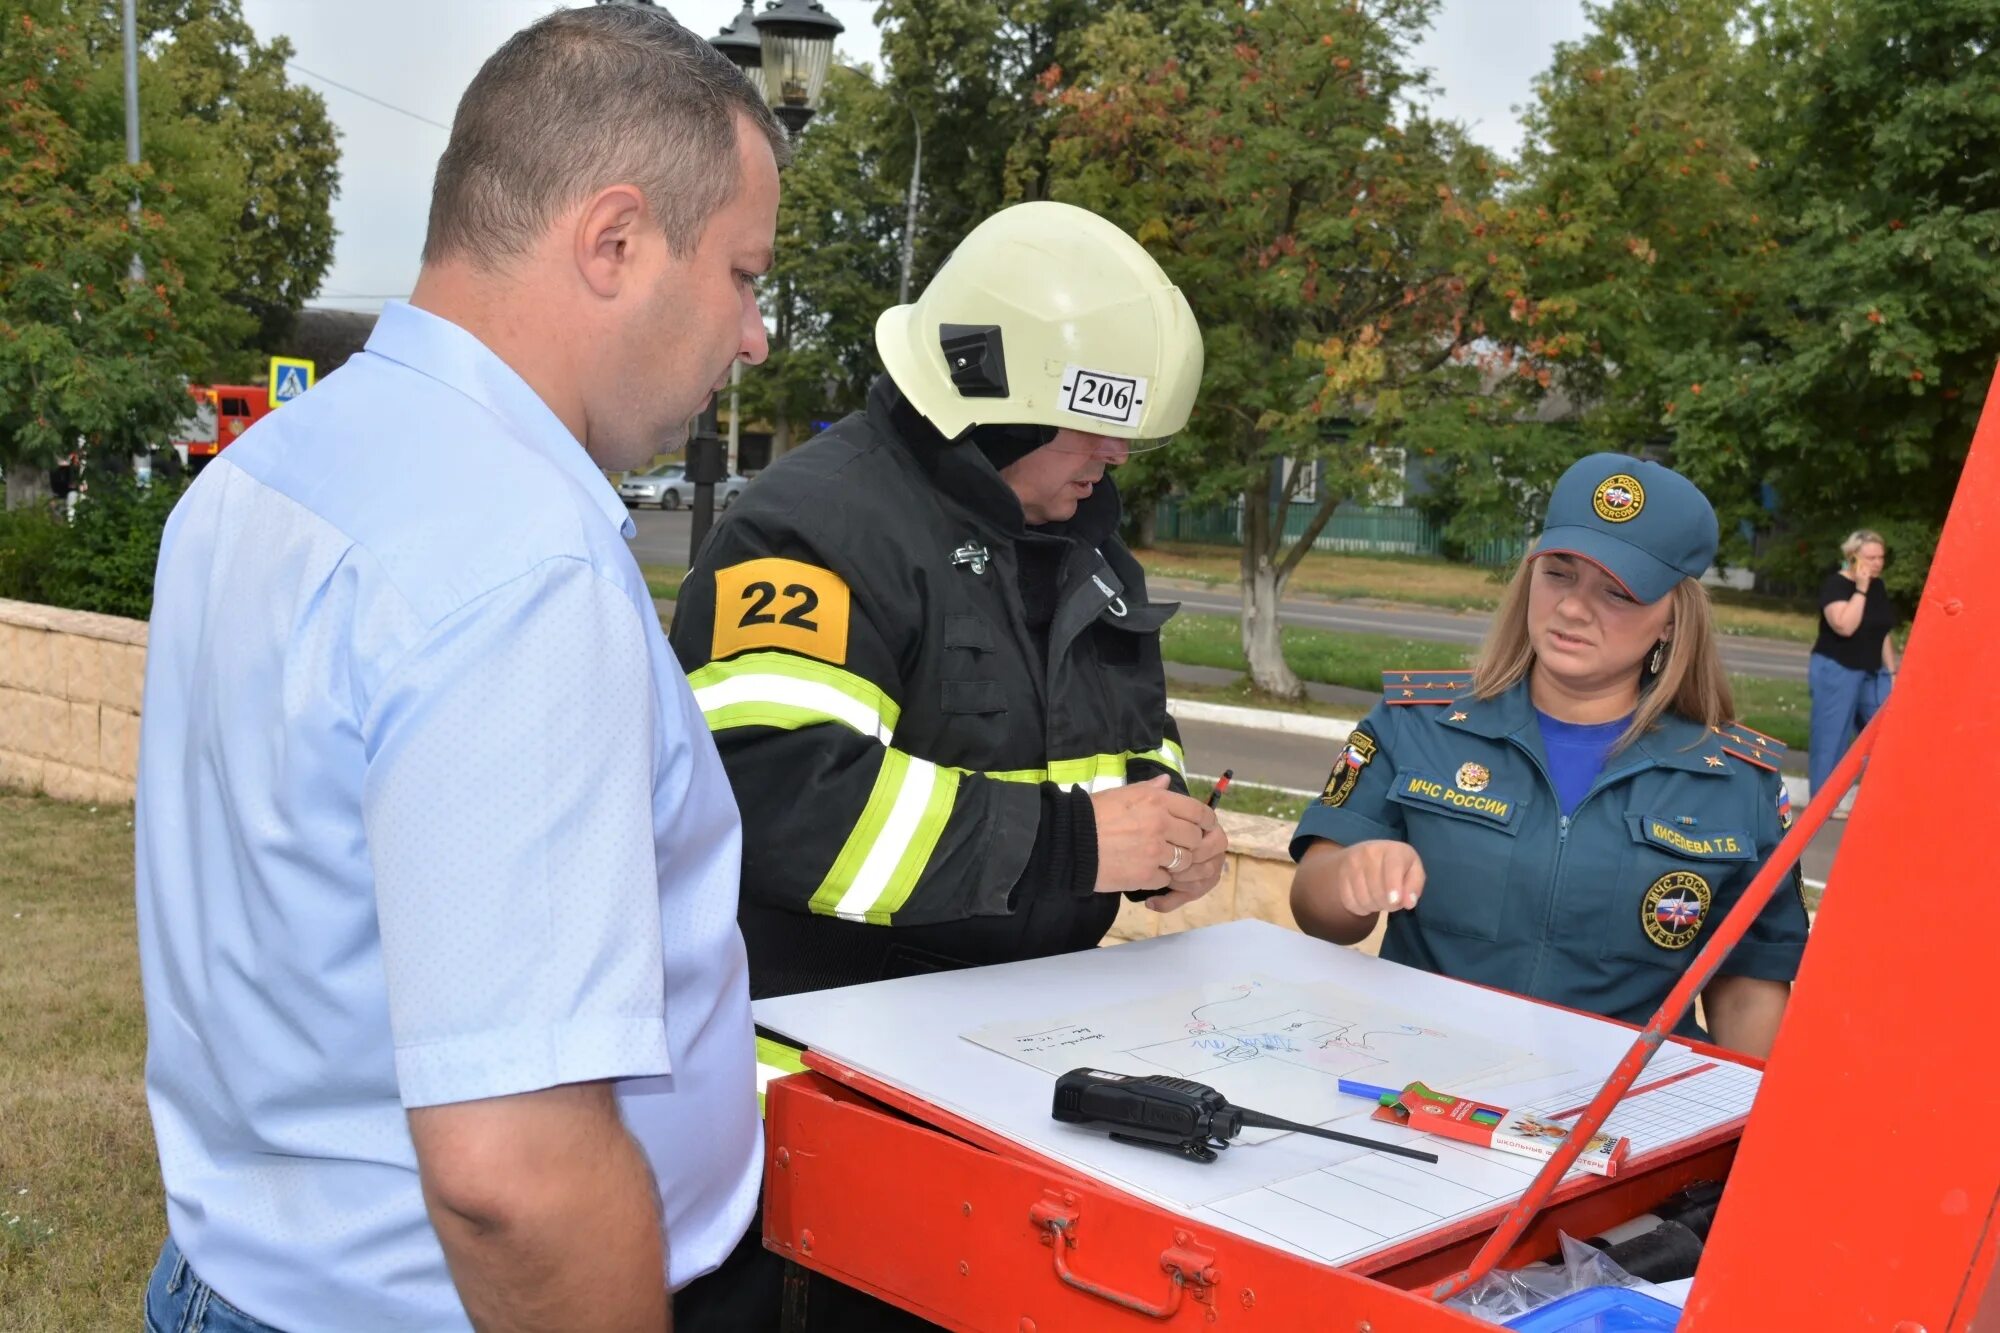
[1051,1068,1438,1164]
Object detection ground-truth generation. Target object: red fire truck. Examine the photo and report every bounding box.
[174,384,272,472]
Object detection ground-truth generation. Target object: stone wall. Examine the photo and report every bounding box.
[0,599,146,804]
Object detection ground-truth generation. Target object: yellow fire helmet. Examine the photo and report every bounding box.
[875,201,1204,449]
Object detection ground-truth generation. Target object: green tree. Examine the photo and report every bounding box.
[1671,0,1997,599]
[0,0,339,509]
[738,64,904,454]
[1045,0,1501,698]
[1408,0,1774,558]
[1516,0,1769,446]
[134,0,341,358]
[874,0,1107,295]
[0,2,210,508]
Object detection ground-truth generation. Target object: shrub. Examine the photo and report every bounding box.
[0,475,187,621]
[0,499,66,607]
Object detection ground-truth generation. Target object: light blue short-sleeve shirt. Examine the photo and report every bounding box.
[135,302,760,1330]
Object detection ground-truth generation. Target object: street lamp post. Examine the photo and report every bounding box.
[711,3,761,493]
[681,0,842,564]
[122,0,143,283]
[749,0,844,140]
[601,0,842,563]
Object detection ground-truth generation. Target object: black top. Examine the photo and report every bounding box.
[1811,572,1896,671]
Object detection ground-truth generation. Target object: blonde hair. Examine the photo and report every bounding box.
[1471,556,1735,752]
[1840,529,1887,566]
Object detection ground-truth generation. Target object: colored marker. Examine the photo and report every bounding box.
[1337,1079,1404,1105]
[1207,769,1234,809]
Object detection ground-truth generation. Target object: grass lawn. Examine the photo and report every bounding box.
[1196,776,1310,822]
[1134,542,1822,643]
[1139,543,1511,612]
[1161,612,1466,690]
[640,562,690,603]
[1161,612,1810,751]
[0,795,157,1331]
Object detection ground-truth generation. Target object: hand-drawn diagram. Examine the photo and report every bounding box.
[968,978,1556,1141]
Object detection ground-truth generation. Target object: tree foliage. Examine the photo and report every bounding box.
[0,0,338,505]
[1409,0,1772,557]
[738,65,905,448]
[134,0,341,356]
[1,1,210,500]
[1668,0,1999,599]
[1042,0,1505,695]
[873,0,1110,293]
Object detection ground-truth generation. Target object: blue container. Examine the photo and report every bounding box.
[1503,1285,1682,1332]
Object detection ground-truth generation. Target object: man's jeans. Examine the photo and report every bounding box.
[146,1238,285,1333]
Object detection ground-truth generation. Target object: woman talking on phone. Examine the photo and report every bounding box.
[1288,455,1808,1057]
[1808,529,1897,818]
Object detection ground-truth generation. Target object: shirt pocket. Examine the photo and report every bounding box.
[1387,768,1529,943]
[1598,813,1757,968]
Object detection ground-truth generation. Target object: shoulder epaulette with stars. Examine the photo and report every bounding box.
[1381,668,1475,705]
[1712,721,1788,772]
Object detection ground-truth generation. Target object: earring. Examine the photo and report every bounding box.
[1649,640,1667,674]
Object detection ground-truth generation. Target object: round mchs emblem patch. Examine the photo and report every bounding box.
[1642,871,1711,949]
[1592,474,1645,523]
[1454,762,1491,793]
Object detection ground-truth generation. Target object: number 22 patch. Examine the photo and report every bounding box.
[711,557,852,665]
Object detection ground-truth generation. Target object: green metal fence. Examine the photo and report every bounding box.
[1152,499,1527,569]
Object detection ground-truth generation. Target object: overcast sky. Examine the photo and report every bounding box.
[236,0,1593,316]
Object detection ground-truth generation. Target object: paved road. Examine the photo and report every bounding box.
[627,503,700,566]
[1162,585,1811,682]
[1173,713,1845,885]
[627,508,1811,681]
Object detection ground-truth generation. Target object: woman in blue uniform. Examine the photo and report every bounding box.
[1289,454,1808,1057]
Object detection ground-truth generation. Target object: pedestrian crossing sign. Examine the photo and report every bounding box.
[269,356,316,406]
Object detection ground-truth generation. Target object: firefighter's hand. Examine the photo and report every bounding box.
[1322,839,1426,917]
[1145,817,1229,914]
[1091,775,1214,895]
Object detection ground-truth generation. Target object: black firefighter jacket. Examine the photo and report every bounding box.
[669,380,1188,998]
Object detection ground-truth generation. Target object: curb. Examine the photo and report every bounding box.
[1166,698,1358,741]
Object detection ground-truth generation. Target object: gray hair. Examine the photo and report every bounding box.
[1840,529,1887,563]
[423,5,790,269]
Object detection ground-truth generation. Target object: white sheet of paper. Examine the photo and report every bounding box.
[752,921,1760,1267]
[964,976,1554,1142]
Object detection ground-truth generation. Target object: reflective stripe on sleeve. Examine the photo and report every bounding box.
[688,651,900,743]
[807,749,962,925]
[987,738,1185,791]
[1138,737,1188,776]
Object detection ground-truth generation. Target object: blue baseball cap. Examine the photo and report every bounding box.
[1532,453,1717,604]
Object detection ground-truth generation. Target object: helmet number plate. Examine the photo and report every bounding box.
[1060,366,1147,429]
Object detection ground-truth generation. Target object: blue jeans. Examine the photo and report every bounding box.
[1807,653,1891,804]
[146,1238,286,1333]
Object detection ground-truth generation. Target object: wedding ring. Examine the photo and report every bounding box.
[1167,846,1185,873]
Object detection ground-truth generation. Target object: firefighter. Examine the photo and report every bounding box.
[1288,454,1809,1058]
[671,200,1226,1008]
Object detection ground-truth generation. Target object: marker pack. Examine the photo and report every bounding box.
[1368,1081,1631,1177]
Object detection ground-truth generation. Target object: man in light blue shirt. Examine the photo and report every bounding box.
[135,9,789,1330]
